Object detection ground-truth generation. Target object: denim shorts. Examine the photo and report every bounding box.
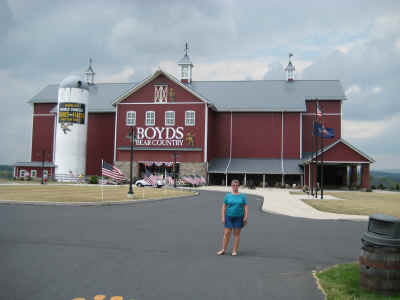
[225,215,244,228]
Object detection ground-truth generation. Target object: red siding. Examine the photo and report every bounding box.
[232,112,282,158]
[207,108,216,160]
[319,142,370,162]
[212,112,231,158]
[283,113,300,158]
[34,103,57,114]
[116,74,205,163]
[31,117,55,162]
[86,113,115,175]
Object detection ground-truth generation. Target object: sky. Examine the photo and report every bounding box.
[1,0,399,170]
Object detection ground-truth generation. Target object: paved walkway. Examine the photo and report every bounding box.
[197,186,368,221]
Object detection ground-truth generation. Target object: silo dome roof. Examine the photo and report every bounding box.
[59,75,89,90]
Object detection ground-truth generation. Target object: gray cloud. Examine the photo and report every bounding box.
[1,0,400,168]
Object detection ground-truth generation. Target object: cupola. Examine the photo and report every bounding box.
[84,58,95,85]
[177,43,193,84]
[284,53,295,81]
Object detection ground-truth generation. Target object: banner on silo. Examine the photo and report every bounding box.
[58,103,85,124]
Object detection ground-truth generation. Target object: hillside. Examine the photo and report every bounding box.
[371,170,400,190]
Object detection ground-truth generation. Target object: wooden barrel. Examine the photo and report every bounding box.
[359,244,400,295]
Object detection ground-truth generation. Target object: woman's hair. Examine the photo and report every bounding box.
[231,179,240,185]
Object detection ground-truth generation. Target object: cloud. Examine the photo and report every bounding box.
[1,0,400,169]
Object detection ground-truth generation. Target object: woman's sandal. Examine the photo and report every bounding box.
[217,250,225,256]
[231,252,238,256]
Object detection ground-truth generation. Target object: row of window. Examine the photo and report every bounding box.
[19,169,48,177]
[126,110,195,126]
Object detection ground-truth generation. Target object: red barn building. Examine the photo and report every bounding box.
[15,51,374,189]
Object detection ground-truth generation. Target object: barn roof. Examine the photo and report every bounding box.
[28,70,346,112]
[189,80,346,111]
[208,158,304,174]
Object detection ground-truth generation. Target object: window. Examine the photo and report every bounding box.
[31,170,37,178]
[126,111,136,126]
[146,111,155,126]
[185,110,195,126]
[19,170,26,177]
[165,111,175,126]
[181,66,188,78]
[43,170,48,177]
[154,85,168,103]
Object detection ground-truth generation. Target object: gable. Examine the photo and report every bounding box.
[318,141,371,163]
[116,71,206,105]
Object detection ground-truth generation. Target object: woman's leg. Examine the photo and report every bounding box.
[217,228,232,255]
[232,228,242,255]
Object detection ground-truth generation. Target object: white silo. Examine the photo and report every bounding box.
[54,75,89,181]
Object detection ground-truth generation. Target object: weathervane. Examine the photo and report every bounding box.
[185,42,189,56]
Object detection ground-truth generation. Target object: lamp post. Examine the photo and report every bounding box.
[172,152,179,188]
[127,126,136,197]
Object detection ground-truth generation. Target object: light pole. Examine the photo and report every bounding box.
[127,126,136,197]
[172,152,179,188]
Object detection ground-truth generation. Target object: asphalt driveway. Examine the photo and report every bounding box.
[0,190,367,300]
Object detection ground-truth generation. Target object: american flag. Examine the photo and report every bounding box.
[316,102,323,120]
[102,161,127,182]
[144,169,157,186]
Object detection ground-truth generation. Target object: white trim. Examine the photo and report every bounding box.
[303,113,342,116]
[19,169,26,177]
[118,102,204,105]
[218,108,305,112]
[300,112,302,159]
[33,114,56,117]
[225,112,233,176]
[164,111,175,126]
[145,111,155,126]
[204,104,208,163]
[112,69,209,106]
[307,161,370,164]
[305,139,375,163]
[31,169,37,178]
[281,112,284,184]
[113,104,118,163]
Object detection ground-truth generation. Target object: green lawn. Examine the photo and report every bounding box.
[315,262,400,300]
[302,191,400,218]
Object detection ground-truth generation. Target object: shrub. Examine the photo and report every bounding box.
[396,184,400,191]
[89,176,98,184]
[371,185,376,190]
[378,183,385,190]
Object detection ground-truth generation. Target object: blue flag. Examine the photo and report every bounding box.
[313,122,334,138]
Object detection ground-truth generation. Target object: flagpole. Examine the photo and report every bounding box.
[321,111,324,200]
[101,159,104,201]
[315,101,320,198]
[311,103,316,196]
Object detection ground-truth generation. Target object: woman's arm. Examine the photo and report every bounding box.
[221,203,226,224]
[243,204,248,221]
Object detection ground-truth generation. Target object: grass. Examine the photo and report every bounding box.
[315,262,400,300]
[0,184,194,203]
[302,191,400,218]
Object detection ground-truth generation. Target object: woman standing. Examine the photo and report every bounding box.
[217,179,248,256]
